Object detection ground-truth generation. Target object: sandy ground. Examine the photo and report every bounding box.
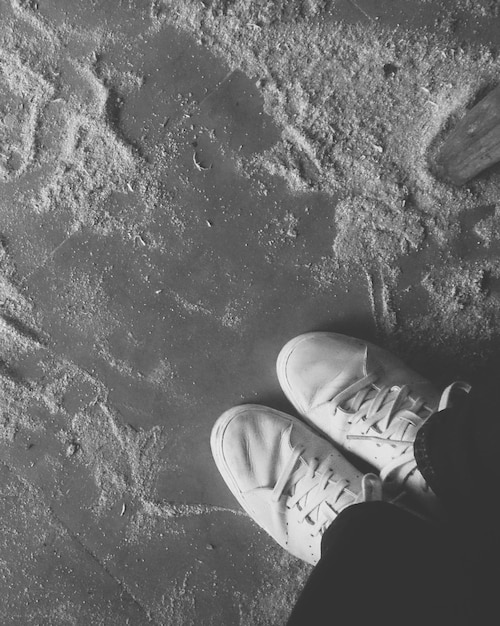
[1,0,500,624]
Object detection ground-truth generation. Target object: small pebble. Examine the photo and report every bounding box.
[66,442,79,457]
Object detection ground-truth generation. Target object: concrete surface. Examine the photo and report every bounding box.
[0,0,500,624]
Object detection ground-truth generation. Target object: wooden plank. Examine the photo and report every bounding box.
[435,83,500,185]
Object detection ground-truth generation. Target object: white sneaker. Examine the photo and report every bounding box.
[210,404,381,565]
[276,332,468,516]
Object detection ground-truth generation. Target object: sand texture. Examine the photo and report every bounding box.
[0,0,500,624]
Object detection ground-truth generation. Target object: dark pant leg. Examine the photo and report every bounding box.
[286,501,470,626]
[413,384,500,623]
[287,384,500,626]
[415,382,500,528]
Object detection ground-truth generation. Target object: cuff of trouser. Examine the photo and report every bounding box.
[415,382,500,516]
[414,403,475,511]
[320,501,396,555]
[413,409,468,503]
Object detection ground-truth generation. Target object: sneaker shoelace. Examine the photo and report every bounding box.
[270,436,381,537]
[327,373,471,488]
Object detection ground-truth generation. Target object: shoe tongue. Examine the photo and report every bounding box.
[314,346,378,406]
